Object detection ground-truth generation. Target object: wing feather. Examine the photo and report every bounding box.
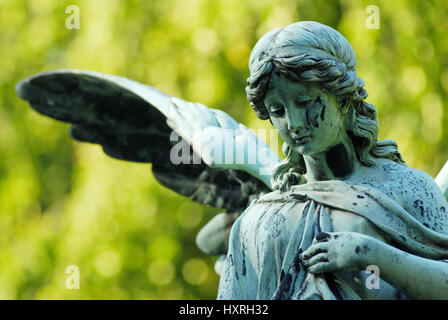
[16,70,271,210]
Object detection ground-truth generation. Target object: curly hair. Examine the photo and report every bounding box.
[245,21,405,191]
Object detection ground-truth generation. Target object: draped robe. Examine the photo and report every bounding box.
[217,180,448,300]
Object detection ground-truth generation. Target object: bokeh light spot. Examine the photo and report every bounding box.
[182,259,209,285]
[94,250,122,278]
[147,260,175,286]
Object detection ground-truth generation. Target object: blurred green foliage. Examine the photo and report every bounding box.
[0,0,447,299]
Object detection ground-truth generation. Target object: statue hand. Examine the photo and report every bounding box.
[300,232,374,274]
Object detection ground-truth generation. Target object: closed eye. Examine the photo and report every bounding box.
[296,98,315,108]
[269,104,285,117]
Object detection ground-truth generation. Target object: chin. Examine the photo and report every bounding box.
[292,144,313,155]
[292,142,327,156]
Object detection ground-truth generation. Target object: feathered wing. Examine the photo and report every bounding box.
[16,70,274,212]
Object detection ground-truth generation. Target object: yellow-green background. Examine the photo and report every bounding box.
[0,0,447,299]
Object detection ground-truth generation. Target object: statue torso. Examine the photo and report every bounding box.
[230,159,447,299]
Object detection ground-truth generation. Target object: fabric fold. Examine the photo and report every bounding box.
[217,180,448,300]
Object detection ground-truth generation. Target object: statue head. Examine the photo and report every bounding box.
[245,21,404,190]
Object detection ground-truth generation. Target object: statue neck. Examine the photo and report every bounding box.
[304,136,359,182]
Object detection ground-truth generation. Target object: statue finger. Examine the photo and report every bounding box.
[314,232,331,243]
[301,253,329,267]
[300,242,328,260]
[308,262,333,275]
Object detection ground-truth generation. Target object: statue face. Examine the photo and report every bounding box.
[263,71,347,156]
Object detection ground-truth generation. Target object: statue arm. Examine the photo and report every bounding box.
[360,236,448,299]
[301,232,448,299]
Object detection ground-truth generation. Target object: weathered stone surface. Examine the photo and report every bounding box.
[218,21,448,300]
[195,212,240,256]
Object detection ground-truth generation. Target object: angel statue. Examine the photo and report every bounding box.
[16,21,448,300]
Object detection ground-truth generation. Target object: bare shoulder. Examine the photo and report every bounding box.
[374,159,448,233]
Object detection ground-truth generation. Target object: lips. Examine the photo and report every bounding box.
[291,134,312,145]
[291,133,310,141]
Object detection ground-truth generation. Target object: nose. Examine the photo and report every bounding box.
[286,108,305,134]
